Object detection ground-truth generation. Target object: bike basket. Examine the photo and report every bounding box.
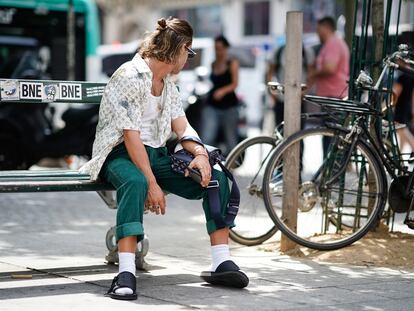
[304,96,380,116]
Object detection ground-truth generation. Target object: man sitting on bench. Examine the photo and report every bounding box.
[79,17,249,300]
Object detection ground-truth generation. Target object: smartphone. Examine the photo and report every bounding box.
[187,167,202,184]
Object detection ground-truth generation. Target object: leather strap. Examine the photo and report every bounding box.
[206,161,240,228]
[176,135,239,228]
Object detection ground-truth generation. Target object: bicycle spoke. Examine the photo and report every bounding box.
[226,136,279,245]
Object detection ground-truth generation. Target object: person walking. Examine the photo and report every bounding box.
[80,17,248,301]
[393,65,414,151]
[201,35,240,155]
[308,16,350,98]
[307,16,350,155]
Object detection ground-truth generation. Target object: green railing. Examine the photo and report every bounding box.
[318,0,405,233]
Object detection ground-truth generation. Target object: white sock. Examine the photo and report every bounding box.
[209,244,231,272]
[115,252,136,295]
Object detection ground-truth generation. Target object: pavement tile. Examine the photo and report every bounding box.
[190,293,306,310]
[337,279,414,299]
[2,293,193,311]
[291,297,414,311]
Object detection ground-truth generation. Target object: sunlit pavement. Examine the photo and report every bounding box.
[0,191,413,311]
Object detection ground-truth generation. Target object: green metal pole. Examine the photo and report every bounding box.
[67,0,75,81]
[349,0,359,98]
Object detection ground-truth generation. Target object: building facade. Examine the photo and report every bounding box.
[96,0,414,47]
[94,0,414,126]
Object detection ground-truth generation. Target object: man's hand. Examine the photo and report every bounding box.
[186,154,211,187]
[170,116,212,187]
[145,180,166,215]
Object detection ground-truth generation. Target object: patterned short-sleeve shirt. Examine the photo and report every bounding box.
[79,54,185,181]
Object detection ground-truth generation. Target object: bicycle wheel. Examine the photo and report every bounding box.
[263,127,386,250]
[226,135,280,246]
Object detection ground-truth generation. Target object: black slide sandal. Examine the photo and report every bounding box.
[200,260,249,288]
[105,271,138,300]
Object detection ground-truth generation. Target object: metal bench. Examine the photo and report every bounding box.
[0,79,148,269]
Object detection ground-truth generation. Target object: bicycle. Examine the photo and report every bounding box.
[262,44,414,250]
[226,111,333,246]
[226,122,283,246]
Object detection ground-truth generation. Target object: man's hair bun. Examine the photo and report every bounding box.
[157,18,167,30]
[140,17,193,64]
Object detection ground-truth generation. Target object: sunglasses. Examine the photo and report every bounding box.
[185,46,197,58]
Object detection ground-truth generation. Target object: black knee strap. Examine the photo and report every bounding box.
[171,136,240,228]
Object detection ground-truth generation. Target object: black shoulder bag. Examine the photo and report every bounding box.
[170,136,240,228]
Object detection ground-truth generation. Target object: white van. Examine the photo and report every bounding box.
[96,40,140,81]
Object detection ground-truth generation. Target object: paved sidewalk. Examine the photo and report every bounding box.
[0,192,413,310]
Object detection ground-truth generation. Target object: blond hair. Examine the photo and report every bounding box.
[139,17,193,64]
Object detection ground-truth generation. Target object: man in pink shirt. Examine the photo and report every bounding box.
[309,16,350,98]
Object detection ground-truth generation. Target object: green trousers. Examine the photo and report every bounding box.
[100,143,233,242]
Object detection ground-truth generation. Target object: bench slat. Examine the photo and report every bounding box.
[0,170,90,179]
[0,180,114,193]
[0,176,92,182]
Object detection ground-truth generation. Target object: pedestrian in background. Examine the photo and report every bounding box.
[308,16,350,155]
[308,16,350,98]
[201,35,239,155]
[392,62,414,152]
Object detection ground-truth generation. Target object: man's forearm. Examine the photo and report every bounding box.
[172,118,208,157]
[182,141,208,158]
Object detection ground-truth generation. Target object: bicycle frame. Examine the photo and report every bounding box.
[302,46,413,182]
[262,45,414,243]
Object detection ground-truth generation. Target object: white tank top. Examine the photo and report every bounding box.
[140,93,162,147]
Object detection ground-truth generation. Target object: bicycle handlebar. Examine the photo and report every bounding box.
[396,56,414,76]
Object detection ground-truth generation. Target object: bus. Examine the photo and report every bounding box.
[0,0,100,81]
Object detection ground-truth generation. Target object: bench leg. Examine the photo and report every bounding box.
[105,226,150,271]
[97,190,117,209]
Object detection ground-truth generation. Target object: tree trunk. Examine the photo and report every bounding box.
[370,0,386,230]
[372,0,384,80]
[280,11,303,252]
[344,0,356,49]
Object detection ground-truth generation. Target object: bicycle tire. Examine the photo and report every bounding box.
[226,135,280,246]
[263,127,386,250]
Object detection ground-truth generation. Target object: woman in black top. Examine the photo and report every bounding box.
[393,70,414,151]
[201,35,239,154]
